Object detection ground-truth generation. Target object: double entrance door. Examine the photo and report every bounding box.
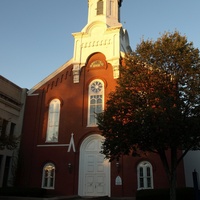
[79,134,110,197]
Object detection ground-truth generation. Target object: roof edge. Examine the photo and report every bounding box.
[28,58,73,95]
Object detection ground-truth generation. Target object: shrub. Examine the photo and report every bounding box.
[0,187,46,197]
[136,188,195,200]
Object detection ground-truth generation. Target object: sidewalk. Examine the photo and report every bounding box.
[0,196,80,200]
[0,196,135,200]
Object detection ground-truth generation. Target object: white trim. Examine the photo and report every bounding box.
[28,93,39,96]
[37,144,69,147]
[42,163,55,189]
[137,161,154,190]
[37,133,75,151]
[87,79,104,126]
[28,58,73,95]
[78,134,110,197]
[68,133,76,152]
[46,99,61,143]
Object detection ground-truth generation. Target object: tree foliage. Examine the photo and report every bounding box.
[0,135,19,150]
[97,31,200,200]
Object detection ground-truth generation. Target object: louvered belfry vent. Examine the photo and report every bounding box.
[97,0,103,15]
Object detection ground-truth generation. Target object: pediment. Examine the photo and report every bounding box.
[82,21,108,36]
[27,59,73,95]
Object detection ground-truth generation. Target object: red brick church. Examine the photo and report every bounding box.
[17,0,185,197]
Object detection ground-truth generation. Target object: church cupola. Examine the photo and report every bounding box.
[72,0,131,83]
[87,0,123,27]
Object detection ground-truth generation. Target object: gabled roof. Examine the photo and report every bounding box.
[27,58,73,96]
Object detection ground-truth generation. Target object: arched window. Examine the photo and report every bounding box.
[46,99,61,142]
[42,163,55,189]
[137,161,153,190]
[88,79,104,126]
[97,0,103,15]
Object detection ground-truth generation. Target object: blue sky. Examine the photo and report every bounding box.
[0,0,200,89]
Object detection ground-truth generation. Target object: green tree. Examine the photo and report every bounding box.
[0,135,19,150]
[97,31,200,200]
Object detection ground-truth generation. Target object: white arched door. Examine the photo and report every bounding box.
[78,134,110,197]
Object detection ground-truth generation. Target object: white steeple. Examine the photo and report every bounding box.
[72,0,131,83]
[87,0,122,27]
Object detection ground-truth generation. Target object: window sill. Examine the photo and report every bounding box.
[42,187,55,190]
[37,144,69,147]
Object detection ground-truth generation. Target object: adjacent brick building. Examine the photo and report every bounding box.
[0,75,26,187]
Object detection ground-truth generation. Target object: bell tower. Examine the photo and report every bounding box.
[87,0,122,27]
[72,0,131,83]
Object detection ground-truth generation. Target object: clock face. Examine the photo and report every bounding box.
[91,81,103,93]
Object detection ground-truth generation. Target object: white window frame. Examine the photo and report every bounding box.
[137,161,153,190]
[42,163,55,189]
[87,79,104,127]
[46,99,61,142]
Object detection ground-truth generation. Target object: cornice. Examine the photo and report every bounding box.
[27,58,73,96]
